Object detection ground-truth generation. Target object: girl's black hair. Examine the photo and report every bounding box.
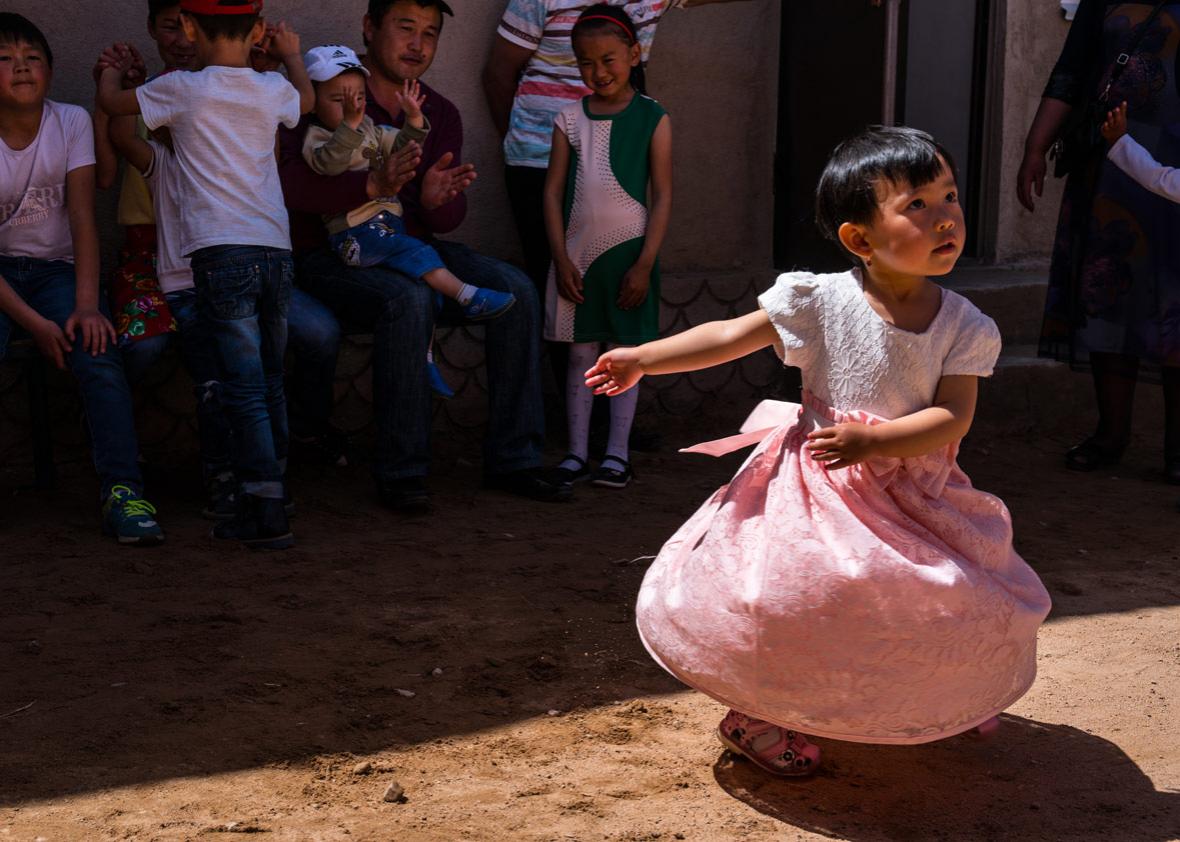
[571,4,646,96]
[0,13,53,68]
[815,126,957,262]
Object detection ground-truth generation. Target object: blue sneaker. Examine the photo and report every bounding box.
[461,288,516,321]
[102,485,165,546]
[427,360,455,398]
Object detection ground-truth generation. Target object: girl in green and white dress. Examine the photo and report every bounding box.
[543,4,673,489]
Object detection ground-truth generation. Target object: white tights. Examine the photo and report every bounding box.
[561,342,638,470]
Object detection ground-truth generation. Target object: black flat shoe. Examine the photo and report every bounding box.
[1065,437,1125,472]
[551,454,591,485]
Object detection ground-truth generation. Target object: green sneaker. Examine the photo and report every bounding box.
[102,485,165,546]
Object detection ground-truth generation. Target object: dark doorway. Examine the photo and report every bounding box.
[774,0,993,271]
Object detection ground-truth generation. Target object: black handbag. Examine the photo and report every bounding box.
[1051,0,1168,178]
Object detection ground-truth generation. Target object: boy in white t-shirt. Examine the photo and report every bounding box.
[98,0,314,550]
[0,13,165,545]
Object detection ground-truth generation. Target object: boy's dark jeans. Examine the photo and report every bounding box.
[189,245,292,500]
[0,256,143,499]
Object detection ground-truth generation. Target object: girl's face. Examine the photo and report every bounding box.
[573,31,640,101]
[844,160,965,279]
[149,7,196,70]
[0,39,50,111]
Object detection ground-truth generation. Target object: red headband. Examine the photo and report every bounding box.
[578,15,635,39]
[181,0,263,14]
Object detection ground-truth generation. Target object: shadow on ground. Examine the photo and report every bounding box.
[714,715,1180,841]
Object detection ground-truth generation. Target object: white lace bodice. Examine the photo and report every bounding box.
[758,269,1001,420]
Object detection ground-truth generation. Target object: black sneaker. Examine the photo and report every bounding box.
[485,467,573,502]
[211,493,294,550]
[378,476,433,513]
[290,426,351,468]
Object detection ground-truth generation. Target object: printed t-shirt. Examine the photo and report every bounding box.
[136,66,302,255]
[0,100,96,262]
[497,0,684,168]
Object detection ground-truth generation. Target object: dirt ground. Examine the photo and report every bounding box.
[1,417,1179,842]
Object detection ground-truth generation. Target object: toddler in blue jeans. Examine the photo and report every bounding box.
[0,14,164,545]
[300,45,515,397]
[98,0,315,550]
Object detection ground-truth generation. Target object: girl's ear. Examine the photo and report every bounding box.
[629,41,641,68]
[837,222,873,263]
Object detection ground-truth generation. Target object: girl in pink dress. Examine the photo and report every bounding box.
[586,127,1053,777]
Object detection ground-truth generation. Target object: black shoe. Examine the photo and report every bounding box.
[290,426,351,468]
[211,493,294,550]
[1065,437,1125,472]
[590,455,634,489]
[378,476,433,513]
[485,467,573,502]
[551,454,591,485]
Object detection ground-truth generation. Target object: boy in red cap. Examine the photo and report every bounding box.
[98,0,314,550]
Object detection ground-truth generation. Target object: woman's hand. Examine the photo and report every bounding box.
[586,347,644,396]
[1016,149,1047,212]
[64,309,116,357]
[618,263,650,310]
[805,422,879,470]
[554,258,584,304]
[1102,101,1129,145]
[29,316,73,371]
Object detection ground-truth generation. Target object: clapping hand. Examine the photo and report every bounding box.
[1102,101,1129,145]
[420,151,477,210]
[368,140,421,199]
[342,86,366,131]
[395,79,427,130]
[585,347,644,397]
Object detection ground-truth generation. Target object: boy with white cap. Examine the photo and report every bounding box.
[302,43,515,396]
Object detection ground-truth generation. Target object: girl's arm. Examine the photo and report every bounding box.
[93,107,119,190]
[0,274,73,370]
[1106,130,1180,203]
[109,114,155,176]
[543,126,583,303]
[806,375,978,468]
[63,164,116,356]
[619,114,672,310]
[587,309,779,395]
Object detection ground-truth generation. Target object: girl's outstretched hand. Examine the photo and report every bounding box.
[805,422,878,470]
[1101,101,1129,145]
[586,347,644,396]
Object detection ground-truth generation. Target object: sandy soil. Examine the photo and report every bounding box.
[1,419,1179,842]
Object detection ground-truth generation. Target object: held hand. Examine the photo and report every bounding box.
[1101,101,1129,145]
[586,347,644,397]
[555,258,584,304]
[420,151,477,210]
[94,43,144,89]
[617,263,651,310]
[396,78,427,128]
[1016,149,1047,213]
[29,317,73,371]
[343,88,366,131]
[267,21,301,60]
[369,140,421,199]
[64,309,116,358]
[805,422,879,470]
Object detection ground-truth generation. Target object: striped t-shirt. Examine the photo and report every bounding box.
[497,0,684,168]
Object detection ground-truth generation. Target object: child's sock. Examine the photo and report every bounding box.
[560,342,599,471]
[455,283,478,306]
[605,383,639,466]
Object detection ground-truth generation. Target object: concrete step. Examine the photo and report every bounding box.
[943,265,1049,347]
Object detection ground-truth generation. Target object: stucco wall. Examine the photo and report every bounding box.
[995,0,1072,262]
[5,0,779,274]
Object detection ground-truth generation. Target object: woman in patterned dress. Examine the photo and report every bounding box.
[1020,0,1180,485]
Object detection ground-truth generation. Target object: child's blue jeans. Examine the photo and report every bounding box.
[189,245,291,500]
[0,256,144,499]
[329,211,446,280]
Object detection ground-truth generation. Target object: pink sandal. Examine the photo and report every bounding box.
[717,710,820,777]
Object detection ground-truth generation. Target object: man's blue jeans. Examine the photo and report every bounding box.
[122,287,341,481]
[189,245,291,499]
[0,256,143,498]
[297,240,545,483]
